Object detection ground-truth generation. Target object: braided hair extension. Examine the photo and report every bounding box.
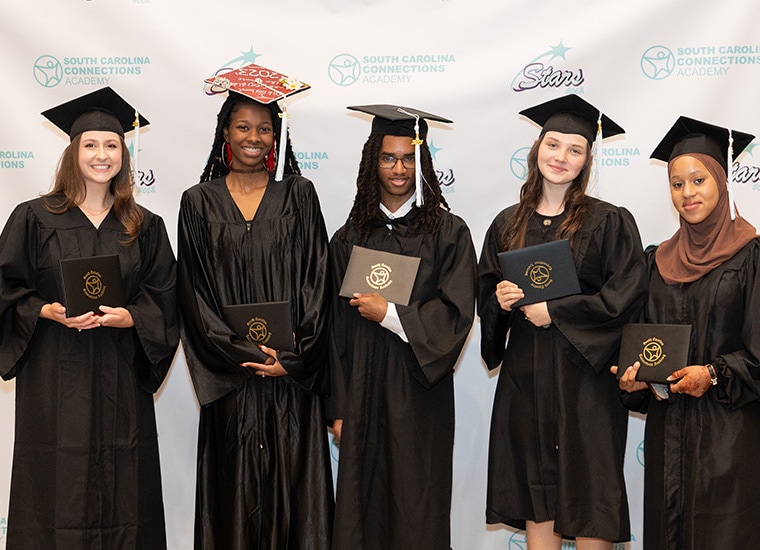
[199,93,302,183]
[345,134,450,245]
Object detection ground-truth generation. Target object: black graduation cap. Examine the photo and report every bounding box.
[649,116,755,171]
[519,94,624,144]
[41,87,148,141]
[347,104,452,141]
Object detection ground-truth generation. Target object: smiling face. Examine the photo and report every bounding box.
[223,102,274,170]
[77,130,123,188]
[536,130,589,189]
[377,135,416,211]
[668,154,721,224]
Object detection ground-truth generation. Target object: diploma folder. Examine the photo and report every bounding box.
[339,245,421,306]
[617,323,692,383]
[497,239,580,307]
[59,254,126,317]
[221,301,295,352]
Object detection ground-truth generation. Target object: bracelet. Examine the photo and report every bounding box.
[706,364,718,386]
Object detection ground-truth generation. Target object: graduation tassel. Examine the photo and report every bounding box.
[132,109,140,185]
[275,103,288,182]
[588,111,603,198]
[727,129,737,220]
[255,78,290,181]
[397,108,424,206]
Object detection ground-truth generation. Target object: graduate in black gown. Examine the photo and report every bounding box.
[478,95,647,549]
[177,64,333,549]
[0,87,178,548]
[329,105,477,550]
[616,117,760,549]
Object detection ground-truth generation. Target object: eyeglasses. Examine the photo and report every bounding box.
[378,154,416,169]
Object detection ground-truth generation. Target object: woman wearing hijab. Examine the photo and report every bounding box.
[616,117,760,549]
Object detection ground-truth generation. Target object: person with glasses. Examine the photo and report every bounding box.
[328,104,477,550]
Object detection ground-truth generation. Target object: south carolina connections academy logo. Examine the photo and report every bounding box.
[366,263,393,291]
[640,43,760,80]
[327,52,456,86]
[83,270,107,300]
[32,54,150,88]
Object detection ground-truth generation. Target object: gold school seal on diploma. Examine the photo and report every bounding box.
[639,337,667,367]
[366,262,393,291]
[83,270,107,300]
[525,261,554,290]
[246,316,272,345]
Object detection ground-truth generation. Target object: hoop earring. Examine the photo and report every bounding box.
[265,141,277,172]
[221,142,231,168]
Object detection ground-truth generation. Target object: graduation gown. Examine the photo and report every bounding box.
[622,240,760,550]
[0,197,178,549]
[478,198,646,541]
[177,175,333,550]
[329,209,477,550]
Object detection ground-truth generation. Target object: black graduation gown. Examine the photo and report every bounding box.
[478,198,646,541]
[177,175,333,550]
[0,197,178,549]
[622,240,760,550]
[329,209,477,550]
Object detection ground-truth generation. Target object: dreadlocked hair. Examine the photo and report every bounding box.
[346,134,450,246]
[499,133,591,252]
[198,92,302,183]
[44,133,144,246]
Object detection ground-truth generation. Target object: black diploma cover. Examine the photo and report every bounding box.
[497,239,580,307]
[617,323,692,383]
[221,301,295,352]
[59,254,126,317]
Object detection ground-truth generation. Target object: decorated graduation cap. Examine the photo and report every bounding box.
[41,86,148,183]
[650,116,755,220]
[347,104,453,206]
[519,94,625,198]
[204,63,310,181]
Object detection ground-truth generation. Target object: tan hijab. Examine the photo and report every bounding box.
[655,153,757,285]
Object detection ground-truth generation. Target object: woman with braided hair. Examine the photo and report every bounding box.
[328,104,477,550]
[177,65,333,549]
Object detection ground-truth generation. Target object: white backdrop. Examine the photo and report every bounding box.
[2,0,760,548]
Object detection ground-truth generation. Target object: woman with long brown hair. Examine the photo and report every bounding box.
[478,94,646,549]
[0,87,178,548]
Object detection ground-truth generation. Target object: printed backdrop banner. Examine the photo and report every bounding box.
[2,0,760,548]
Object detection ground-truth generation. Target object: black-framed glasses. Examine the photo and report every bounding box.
[378,154,416,169]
